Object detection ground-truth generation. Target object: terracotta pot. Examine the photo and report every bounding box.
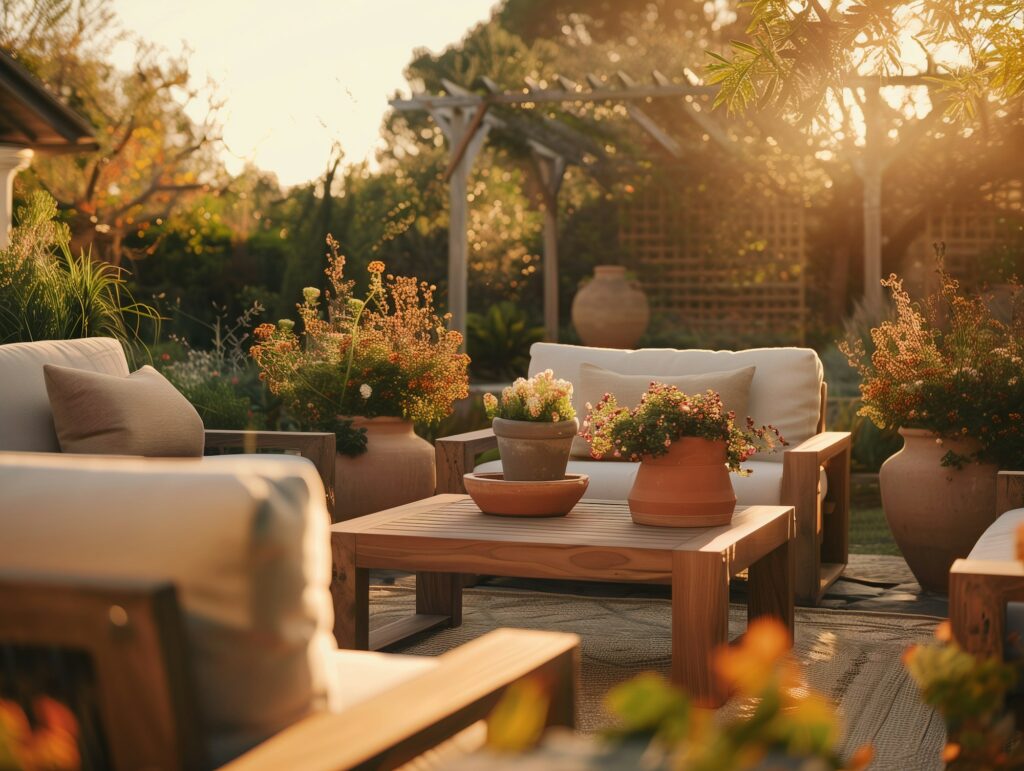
[463,472,589,517]
[880,428,999,594]
[334,417,435,520]
[493,417,579,482]
[628,438,736,527]
[571,265,650,349]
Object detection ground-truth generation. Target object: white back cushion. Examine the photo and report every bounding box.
[0,338,129,452]
[529,343,823,459]
[0,453,335,765]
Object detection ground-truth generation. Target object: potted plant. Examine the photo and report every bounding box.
[840,269,1024,592]
[483,370,577,481]
[582,383,784,526]
[251,237,470,519]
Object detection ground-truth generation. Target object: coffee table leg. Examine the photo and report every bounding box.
[416,571,463,627]
[748,537,795,637]
[331,532,369,649]
[672,551,729,707]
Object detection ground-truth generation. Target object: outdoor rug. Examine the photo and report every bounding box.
[377,582,946,770]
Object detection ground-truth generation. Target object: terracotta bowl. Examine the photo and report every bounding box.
[463,472,589,517]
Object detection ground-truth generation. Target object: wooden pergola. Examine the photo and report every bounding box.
[390,70,940,340]
[0,48,97,246]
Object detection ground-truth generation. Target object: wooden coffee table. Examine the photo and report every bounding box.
[331,496,795,706]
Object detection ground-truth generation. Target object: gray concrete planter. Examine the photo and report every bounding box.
[492,417,579,481]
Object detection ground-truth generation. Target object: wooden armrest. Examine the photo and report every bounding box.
[223,628,578,771]
[204,430,336,520]
[950,558,1024,658]
[783,431,851,464]
[998,471,1024,516]
[435,428,498,494]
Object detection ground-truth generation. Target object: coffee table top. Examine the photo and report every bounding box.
[333,495,793,581]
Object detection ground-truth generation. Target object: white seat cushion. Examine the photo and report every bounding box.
[967,507,1024,643]
[476,458,827,506]
[328,650,437,712]
[0,338,129,452]
[967,508,1024,561]
[0,452,335,765]
[528,343,823,461]
[201,452,317,470]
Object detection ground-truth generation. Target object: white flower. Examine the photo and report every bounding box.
[359,383,372,399]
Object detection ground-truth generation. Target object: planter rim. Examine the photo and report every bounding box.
[492,416,580,440]
[896,427,941,438]
[346,415,413,430]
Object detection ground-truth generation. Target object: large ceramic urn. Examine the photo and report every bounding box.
[571,265,650,349]
[628,438,736,527]
[880,428,999,593]
[334,417,435,520]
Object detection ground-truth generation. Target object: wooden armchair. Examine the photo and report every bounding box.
[950,471,1024,659]
[204,429,336,519]
[436,381,850,605]
[0,574,577,771]
[0,337,337,519]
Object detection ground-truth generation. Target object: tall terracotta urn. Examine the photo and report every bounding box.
[628,438,736,527]
[571,265,650,349]
[334,417,435,520]
[880,428,999,593]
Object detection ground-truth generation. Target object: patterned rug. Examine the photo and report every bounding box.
[376,582,946,770]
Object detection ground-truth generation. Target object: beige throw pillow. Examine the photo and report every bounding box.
[573,362,757,458]
[44,363,205,456]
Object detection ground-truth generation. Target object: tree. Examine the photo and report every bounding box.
[707,0,1024,122]
[2,0,224,265]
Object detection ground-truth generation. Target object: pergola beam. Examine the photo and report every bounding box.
[611,72,684,159]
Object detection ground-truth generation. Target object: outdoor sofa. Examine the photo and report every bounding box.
[0,337,338,517]
[0,452,579,769]
[437,342,851,605]
[950,471,1024,660]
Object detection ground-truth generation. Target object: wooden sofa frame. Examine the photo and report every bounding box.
[950,471,1024,659]
[0,573,578,771]
[435,382,851,605]
[203,429,337,520]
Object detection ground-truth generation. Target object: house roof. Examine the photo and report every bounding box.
[0,48,98,153]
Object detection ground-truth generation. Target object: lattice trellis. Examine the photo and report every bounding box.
[619,180,807,345]
[920,180,1024,281]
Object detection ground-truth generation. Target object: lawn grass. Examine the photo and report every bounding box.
[849,506,901,556]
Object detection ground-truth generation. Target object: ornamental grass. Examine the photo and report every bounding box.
[251,236,469,455]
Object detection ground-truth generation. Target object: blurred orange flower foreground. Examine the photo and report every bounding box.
[0,697,79,771]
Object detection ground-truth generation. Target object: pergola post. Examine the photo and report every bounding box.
[430,106,490,342]
[530,145,566,342]
[862,90,884,308]
[0,145,32,248]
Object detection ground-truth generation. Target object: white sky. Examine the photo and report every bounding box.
[110,0,498,187]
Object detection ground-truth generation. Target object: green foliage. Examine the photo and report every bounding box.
[583,383,785,469]
[159,302,265,430]
[905,625,1024,769]
[0,191,158,348]
[706,0,1024,124]
[466,302,544,381]
[594,619,866,769]
[251,245,469,456]
[840,265,1024,468]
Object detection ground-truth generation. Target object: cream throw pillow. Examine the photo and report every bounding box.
[573,363,757,458]
[44,363,205,456]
